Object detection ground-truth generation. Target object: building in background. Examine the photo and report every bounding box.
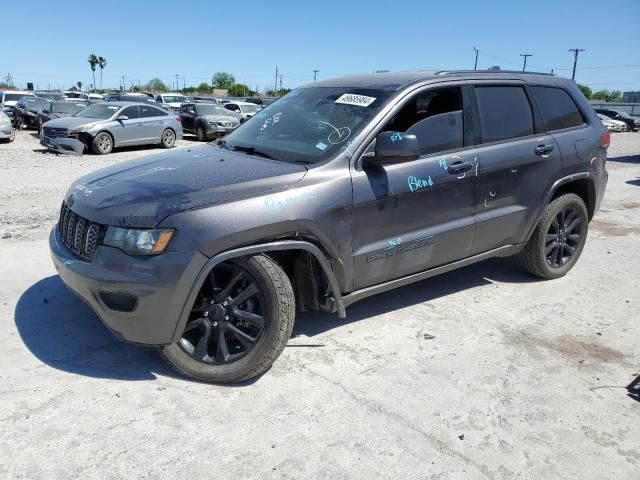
[622,91,640,103]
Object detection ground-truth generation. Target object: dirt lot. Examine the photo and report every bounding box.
[0,131,639,479]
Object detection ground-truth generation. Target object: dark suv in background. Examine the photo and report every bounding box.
[595,108,640,132]
[179,102,240,141]
[50,71,608,383]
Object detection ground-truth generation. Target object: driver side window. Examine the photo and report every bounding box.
[381,87,464,156]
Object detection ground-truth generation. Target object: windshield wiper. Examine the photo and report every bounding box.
[224,143,276,160]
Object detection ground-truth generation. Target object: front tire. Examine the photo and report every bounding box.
[91,132,113,155]
[161,255,295,384]
[519,193,589,279]
[196,125,206,142]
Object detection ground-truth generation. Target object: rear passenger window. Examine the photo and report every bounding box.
[532,86,584,131]
[141,106,166,117]
[475,86,534,143]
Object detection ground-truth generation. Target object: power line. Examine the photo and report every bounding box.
[569,48,585,80]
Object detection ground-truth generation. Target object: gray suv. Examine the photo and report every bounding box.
[49,71,609,383]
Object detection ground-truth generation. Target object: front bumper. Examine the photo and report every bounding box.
[206,125,237,138]
[0,126,13,139]
[50,226,208,345]
[39,133,86,155]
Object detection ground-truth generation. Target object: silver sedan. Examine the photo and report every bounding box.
[39,102,183,155]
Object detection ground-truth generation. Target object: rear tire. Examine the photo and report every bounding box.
[160,128,176,148]
[519,193,588,279]
[161,255,295,384]
[91,132,113,155]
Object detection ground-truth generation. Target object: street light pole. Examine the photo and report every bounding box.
[569,48,585,80]
[473,47,479,70]
[520,53,532,72]
[313,69,319,81]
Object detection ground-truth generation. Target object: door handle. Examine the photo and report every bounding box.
[447,161,473,175]
[136,123,144,127]
[534,144,554,156]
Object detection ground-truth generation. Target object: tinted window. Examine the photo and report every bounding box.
[475,86,534,143]
[532,86,584,131]
[141,105,167,117]
[382,87,463,156]
[120,106,140,119]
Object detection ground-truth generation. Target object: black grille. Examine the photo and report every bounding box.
[58,204,106,260]
[43,127,69,138]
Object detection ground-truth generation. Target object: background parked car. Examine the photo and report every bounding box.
[224,100,262,122]
[597,113,626,132]
[155,93,188,111]
[64,91,104,103]
[0,110,15,142]
[179,102,240,141]
[35,91,67,100]
[36,101,88,132]
[595,108,640,132]
[0,90,36,119]
[40,102,183,155]
[12,96,48,129]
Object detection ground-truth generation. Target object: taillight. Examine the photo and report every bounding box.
[602,131,610,149]
[175,116,181,123]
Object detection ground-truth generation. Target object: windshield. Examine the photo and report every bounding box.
[74,103,120,119]
[51,102,86,114]
[163,95,186,103]
[223,87,392,164]
[4,93,29,102]
[240,103,261,113]
[198,104,231,116]
[614,110,633,119]
[25,98,47,109]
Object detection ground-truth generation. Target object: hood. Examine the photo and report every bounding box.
[64,144,308,228]
[202,114,239,123]
[43,116,108,130]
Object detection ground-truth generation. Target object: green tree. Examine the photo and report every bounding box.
[97,56,107,90]
[227,83,255,96]
[146,78,169,93]
[592,89,622,102]
[577,84,592,99]
[88,54,98,91]
[212,72,235,89]
[197,82,211,93]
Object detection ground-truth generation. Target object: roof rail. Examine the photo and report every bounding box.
[435,70,554,76]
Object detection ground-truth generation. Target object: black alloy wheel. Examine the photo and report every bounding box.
[178,262,267,365]
[544,206,582,268]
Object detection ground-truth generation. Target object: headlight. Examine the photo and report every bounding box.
[72,123,97,133]
[103,227,174,255]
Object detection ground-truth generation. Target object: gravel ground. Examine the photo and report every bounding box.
[0,130,195,242]
[0,129,639,479]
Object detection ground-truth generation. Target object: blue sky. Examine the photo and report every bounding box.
[2,0,638,93]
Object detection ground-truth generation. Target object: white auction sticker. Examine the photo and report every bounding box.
[335,93,376,107]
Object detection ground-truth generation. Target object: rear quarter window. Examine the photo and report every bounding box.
[532,86,585,131]
[474,86,534,143]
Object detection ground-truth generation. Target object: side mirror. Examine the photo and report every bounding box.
[362,131,420,168]
[117,115,129,121]
[42,110,49,114]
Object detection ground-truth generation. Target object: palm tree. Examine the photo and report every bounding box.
[77,81,82,92]
[97,56,107,90]
[88,54,98,92]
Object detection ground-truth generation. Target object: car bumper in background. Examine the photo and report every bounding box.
[0,126,14,139]
[50,226,208,345]
[39,133,86,155]
[206,125,237,138]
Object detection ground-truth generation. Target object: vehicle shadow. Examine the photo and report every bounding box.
[628,375,640,403]
[608,155,639,164]
[294,256,538,337]
[16,256,535,382]
[15,275,180,382]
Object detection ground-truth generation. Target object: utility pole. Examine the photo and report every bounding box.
[520,53,532,72]
[279,74,283,90]
[175,74,179,93]
[473,47,479,70]
[274,65,278,95]
[121,75,126,92]
[313,69,319,81]
[569,48,585,80]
